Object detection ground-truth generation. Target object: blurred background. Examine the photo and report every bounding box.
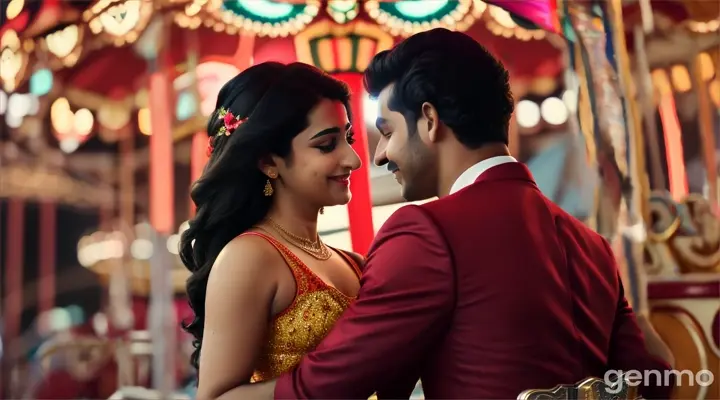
[0,0,718,398]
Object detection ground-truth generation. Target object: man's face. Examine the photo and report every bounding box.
[373,84,438,201]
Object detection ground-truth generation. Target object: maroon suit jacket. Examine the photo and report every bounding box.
[275,163,672,399]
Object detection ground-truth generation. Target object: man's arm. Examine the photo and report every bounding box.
[604,242,674,399]
[275,205,454,399]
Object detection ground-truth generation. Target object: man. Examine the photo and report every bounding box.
[253,28,673,399]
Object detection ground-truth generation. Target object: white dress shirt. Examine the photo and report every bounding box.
[448,156,517,195]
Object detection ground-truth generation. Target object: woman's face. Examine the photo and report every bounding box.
[272,98,361,207]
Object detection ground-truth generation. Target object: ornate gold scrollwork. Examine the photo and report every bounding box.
[674,194,720,272]
[84,0,154,47]
[644,191,720,275]
[518,375,640,400]
[37,335,114,381]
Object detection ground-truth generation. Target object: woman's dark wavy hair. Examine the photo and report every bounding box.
[179,62,351,372]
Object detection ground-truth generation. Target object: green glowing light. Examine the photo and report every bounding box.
[231,0,295,20]
[394,0,449,18]
[176,92,197,121]
[30,69,53,96]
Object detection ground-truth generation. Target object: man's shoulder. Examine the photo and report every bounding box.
[380,203,437,231]
[419,183,507,216]
[372,204,447,249]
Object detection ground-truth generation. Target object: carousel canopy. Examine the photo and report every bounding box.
[0,0,568,150]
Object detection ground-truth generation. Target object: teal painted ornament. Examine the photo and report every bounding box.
[223,0,303,22]
[393,0,450,19]
[176,91,197,122]
[383,0,454,21]
[30,69,53,96]
[214,0,319,37]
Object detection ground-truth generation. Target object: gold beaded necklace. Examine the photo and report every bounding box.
[266,218,332,260]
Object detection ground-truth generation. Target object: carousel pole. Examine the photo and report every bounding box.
[606,0,650,314]
[38,200,57,314]
[657,86,688,199]
[115,125,137,389]
[148,24,175,235]
[2,198,25,398]
[606,0,650,223]
[145,15,176,397]
[190,132,208,213]
[335,71,375,255]
[634,27,666,192]
[691,54,718,209]
[119,125,135,231]
[100,204,114,231]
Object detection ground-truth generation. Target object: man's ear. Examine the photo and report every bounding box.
[421,102,440,143]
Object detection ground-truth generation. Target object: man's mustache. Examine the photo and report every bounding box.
[387,161,399,173]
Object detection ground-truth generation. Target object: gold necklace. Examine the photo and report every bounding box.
[266,218,332,260]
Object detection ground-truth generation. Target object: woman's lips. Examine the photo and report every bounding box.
[329,174,350,186]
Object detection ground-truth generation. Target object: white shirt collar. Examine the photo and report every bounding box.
[449,156,517,194]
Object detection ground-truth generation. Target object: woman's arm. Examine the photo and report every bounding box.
[195,235,281,400]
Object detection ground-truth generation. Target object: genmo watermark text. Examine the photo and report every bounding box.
[604,369,714,394]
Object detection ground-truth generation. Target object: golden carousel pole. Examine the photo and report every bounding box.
[119,126,135,232]
[606,0,652,314]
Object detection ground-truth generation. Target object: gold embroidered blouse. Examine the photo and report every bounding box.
[243,231,361,382]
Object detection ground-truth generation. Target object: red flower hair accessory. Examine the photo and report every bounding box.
[206,107,248,156]
[206,136,215,157]
[218,107,247,136]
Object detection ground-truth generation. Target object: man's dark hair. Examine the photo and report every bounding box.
[364,28,514,148]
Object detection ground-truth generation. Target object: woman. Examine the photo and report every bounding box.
[180,62,363,399]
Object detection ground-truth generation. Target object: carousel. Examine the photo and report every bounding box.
[0,0,717,398]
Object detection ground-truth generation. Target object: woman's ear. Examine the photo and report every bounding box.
[257,155,278,178]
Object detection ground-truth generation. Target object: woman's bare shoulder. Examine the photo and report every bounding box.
[208,233,285,287]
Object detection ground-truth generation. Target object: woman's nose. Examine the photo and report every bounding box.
[344,145,362,171]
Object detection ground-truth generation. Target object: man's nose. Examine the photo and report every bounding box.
[374,140,388,166]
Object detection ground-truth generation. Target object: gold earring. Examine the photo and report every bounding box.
[319,207,324,215]
[263,179,274,197]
